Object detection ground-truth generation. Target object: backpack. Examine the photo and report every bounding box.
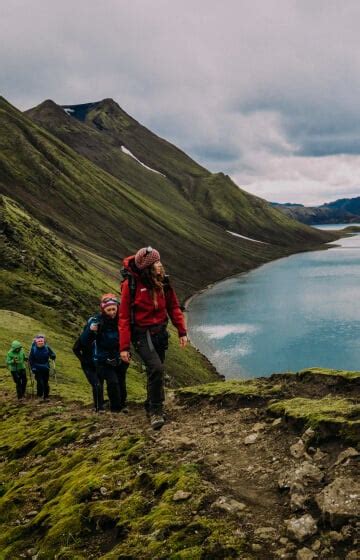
[73,316,98,364]
[120,262,171,326]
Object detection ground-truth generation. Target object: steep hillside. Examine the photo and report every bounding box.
[25,98,335,247]
[0,96,305,302]
[0,196,219,389]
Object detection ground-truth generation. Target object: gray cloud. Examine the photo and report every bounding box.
[1,0,360,204]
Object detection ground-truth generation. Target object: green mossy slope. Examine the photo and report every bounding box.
[0,399,248,560]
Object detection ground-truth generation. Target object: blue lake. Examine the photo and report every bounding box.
[187,225,360,378]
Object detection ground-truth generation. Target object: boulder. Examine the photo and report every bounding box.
[285,514,318,542]
[279,461,323,491]
[315,477,360,526]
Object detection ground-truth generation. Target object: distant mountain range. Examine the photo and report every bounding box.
[272,197,360,224]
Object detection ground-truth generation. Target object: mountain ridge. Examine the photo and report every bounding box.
[25,97,335,247]
[273,196,360,224]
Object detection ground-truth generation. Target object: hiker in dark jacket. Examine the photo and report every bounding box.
[73,318,103,412]
[81,294,129,413]
[6,340,28,399]
[119,247,187,430]
[29,334,56,400]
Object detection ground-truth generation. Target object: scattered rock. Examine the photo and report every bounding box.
[296,461,323,484]
[290,489,307,512]
[211,496,246,515]
[328,530,345,543]
[27,511,39,517]
[251,543,262,552]
[290,439,306,459]
[172,490,192,502]
[272,418,282,427]
[296,547,317,560]
[334,447,359,467]
[313,448,327,463]
[87,428,113,442]
[311,540,321,551]
[301,428,316,445]
[252,422,267,432]
[285,514,318,542]
[346,551,360,560]
[254,526,277,541]
[279,461,323,492]
[171,436,196,450]
[244,433,258,445]
[315,477,360,526]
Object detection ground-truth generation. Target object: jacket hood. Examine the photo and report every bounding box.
[11,340,22,350]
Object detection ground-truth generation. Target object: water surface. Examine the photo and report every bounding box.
[187,225,360,378]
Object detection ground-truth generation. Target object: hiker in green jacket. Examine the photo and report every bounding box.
[6,340,28,399]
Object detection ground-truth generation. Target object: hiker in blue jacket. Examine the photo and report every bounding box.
[80,294,128,413]
[29,334,56,400]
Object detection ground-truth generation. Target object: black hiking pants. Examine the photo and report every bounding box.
[96,360,128,412]
[132,325,169,415]
[11,369,27,399]
[35,369,50,399]
[81,363,104,411]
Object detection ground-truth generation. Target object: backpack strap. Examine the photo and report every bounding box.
[128,273,137,326]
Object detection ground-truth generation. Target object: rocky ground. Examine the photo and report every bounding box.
[0,368,359,559]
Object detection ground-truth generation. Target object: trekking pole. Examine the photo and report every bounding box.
[28,362,34,399]
[94,340,99,413]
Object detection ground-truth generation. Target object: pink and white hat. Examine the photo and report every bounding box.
[134,246,160,270]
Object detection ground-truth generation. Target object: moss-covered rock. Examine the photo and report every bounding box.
[297,368,360,382]
[175,378,284,407]
[268,396,360,443]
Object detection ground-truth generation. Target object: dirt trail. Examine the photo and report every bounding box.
[1,373,359,559]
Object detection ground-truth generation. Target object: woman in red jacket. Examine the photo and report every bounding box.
[119,246,187,430]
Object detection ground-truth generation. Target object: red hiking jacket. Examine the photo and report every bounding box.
[119,261,187,351]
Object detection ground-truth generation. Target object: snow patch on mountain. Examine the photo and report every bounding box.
[227,231,269,244]
[121,146,165,177]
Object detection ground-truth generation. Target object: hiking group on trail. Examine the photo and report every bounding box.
[6,335,56,401]
[5,247,187,431]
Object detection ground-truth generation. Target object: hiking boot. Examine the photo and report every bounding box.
[121,407,129,414]
[150,414,165,430]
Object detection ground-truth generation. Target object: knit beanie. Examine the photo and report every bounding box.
[34,334,46,344]
[134,246,160,270]
[100,293,119,311]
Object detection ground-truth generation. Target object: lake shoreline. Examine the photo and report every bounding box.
[185,227,354,379]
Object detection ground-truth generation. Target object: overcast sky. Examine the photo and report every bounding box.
[2,0,360,205]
